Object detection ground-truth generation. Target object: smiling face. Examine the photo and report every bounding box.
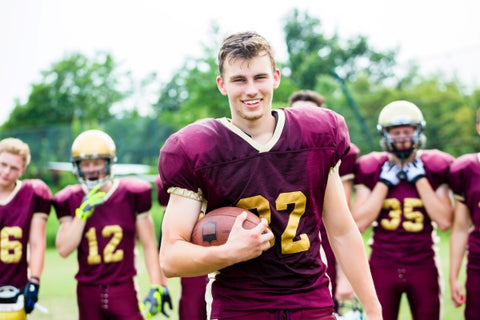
[216,52,280,126]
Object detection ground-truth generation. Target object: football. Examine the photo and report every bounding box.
[191,206,261,246]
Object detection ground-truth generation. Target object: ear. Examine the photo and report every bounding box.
[272,68,281,89]
[216,75,227,96]
[477,123,480,135]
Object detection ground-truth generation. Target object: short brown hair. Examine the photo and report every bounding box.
[218,31,276,76]
[288,90,326,108]
[0,137,31,168]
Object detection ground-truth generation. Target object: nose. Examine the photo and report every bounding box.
[245,80,258,96]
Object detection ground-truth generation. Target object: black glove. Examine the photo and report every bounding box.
[405,158,426,183]
[379,160,401,188]
[141,285,173,318]
[23,279,39,313]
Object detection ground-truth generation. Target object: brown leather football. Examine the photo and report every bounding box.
[191,207,260,246]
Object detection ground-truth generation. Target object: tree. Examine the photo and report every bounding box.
[283,9,397,90]
[2,52,130,129]
[154,24,228,129]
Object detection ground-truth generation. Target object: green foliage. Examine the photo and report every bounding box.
[3,52,129,129]
[283,9,397,90]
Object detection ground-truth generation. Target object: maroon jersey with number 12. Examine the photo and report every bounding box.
[53,177,151,285]
[159,106,350,318]
[0,180,52,288]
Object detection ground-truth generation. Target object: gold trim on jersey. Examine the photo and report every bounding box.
[0,180,22,205]
[167,187,203,202]
[218,109,286,153]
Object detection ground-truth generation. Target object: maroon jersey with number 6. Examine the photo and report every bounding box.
[159,106,350,317]
[0,179,52,288]
[355,149,454,268]
[449,153,480,271]
[53,177,151,285]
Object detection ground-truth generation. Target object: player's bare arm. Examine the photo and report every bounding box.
[136,213,165,286]
[55,216,87,258]
[323,169,382,319]
[449,200,470,307]
[28,215,47,279]
[352,183,389,233]
[160,194,272,277]
[415,180,453,231]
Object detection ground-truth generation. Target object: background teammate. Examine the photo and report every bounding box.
[353,100,454,319]
[53,129,171,319]
[448,108,480,319]
[289,89,357,310]
[0,137,52,317]
[158,31,381,319]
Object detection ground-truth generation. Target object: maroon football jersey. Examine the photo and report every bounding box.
[159,106,350,317]
[355,150,454,268]
[0,179,52,288]
[53,177,151,285]
[449,153,480,271]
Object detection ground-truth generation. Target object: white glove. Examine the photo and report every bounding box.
[405,158,426,183]
[379,161,401,188]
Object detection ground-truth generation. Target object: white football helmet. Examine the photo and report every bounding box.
[71,129,117,190]
[377,100,426,159]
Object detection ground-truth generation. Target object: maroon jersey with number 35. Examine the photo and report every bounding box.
[355,149,454,268]
[53,177,151,285]
[159,106,350,317]
[0,179,52,288]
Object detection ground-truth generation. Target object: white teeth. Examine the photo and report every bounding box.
[245,99,260,105]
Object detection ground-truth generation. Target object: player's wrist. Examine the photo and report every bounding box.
[29,276,40,284]
[75,207,90,220]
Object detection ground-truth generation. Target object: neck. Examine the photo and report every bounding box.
[233,111,277,145]
[0,181,17,200]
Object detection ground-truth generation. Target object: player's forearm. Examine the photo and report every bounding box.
[29,240,45,279]
[160,240,237,277]
[29,216,47,278]
[56,219,85,257]
[449,229,468,282]
[332,230,381,317]
[352,185,387,232]
[416,181,453,231]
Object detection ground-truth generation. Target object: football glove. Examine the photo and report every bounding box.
[23,279,39,314]
[379,160,402,188]
[75,185,106,221]
[141,285,173,318]
[405,158,426,183]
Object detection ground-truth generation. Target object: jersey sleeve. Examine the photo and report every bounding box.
[354,152,388,189]
[421,149,455,190]
[122,177,152,214]
[52,185,83,220]
[155,175,170,207]
[448,153,475,202]
[340,143,360,180]
[158,119,216,199]
[30,179,53,214]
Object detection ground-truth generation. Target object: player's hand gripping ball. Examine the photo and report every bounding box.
[191,207,261,246]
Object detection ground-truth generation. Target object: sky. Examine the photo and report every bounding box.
[1,0,479,125]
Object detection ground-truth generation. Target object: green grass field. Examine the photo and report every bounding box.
[31,206,465,319]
